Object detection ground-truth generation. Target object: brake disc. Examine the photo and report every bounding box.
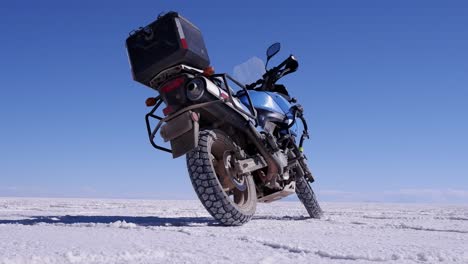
[223,151,247,192]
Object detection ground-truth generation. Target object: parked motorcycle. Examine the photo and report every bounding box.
[126,12,322,225]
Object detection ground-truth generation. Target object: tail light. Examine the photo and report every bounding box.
[159,77,185,93]
[159,76,186,116]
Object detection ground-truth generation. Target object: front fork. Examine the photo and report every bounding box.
[288,143,315,183]
[298,152,314,182]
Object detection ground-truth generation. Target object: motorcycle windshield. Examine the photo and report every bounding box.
[232,56,266,85]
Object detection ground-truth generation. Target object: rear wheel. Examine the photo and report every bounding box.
[296,174,323,218]
[186,130,257,226]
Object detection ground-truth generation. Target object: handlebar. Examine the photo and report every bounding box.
[245,55,298,91]
[245,78,263,90]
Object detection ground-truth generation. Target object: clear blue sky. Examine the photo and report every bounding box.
[1,1,467,202]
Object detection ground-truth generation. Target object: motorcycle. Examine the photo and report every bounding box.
[126,12,322,225]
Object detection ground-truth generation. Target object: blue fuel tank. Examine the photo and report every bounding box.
[238,91,294,127]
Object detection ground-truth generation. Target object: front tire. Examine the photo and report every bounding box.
[186,130,257,226]
[296,175,323,218]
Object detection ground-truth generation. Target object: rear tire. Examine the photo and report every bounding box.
[296,175,323,218]
[186,130,257,226]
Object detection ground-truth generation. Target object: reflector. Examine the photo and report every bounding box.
[163,105,174,116]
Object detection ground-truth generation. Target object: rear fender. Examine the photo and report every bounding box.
[160,111,199,158]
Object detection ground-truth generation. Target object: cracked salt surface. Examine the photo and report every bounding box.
[0,198,467,264]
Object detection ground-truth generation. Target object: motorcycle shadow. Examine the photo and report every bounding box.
[253,215,310,221]
[0,215,312,227]
[0,215,216,227]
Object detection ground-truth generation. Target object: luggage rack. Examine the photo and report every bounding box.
[144,73,258,154]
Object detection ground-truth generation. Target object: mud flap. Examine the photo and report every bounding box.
[160,111,199,158]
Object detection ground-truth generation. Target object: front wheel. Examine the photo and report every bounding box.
[186,130,257,226]
[296,174,323,218]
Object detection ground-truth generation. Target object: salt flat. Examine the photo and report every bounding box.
[0,198,467,264]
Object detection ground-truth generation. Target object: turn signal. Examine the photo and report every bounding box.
[203,66,215,76]
[145,97,157,107]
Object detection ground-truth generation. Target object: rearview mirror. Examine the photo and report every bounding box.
[265,42,281,70]
[266,42,281,60]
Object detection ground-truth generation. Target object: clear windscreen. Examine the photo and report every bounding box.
[232,56,266,85]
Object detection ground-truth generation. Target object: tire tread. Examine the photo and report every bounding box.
[186,130,255,226]
[295,174,323,218]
